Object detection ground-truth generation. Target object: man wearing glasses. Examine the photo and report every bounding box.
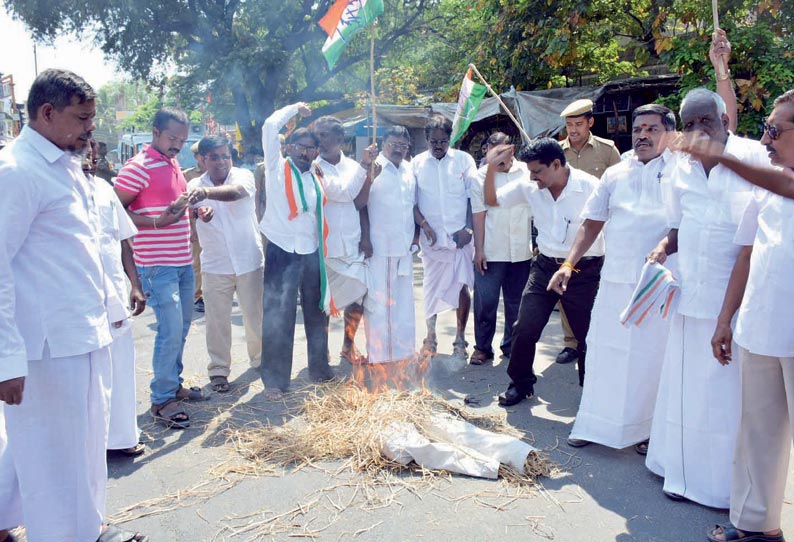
[645,87,771,509]
[186,135,263,395]
[412,114,479,359]
[258,102,335,399]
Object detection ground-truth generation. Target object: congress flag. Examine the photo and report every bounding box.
[450,67,487,145]
[319,0,384,70]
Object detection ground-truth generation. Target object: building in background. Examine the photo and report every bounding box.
[0,73,23,148]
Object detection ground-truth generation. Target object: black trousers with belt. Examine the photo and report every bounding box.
[506,253,603,395]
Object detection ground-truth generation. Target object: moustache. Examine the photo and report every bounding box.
[634,138,651,148]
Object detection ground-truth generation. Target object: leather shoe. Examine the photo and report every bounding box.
[663,490,686,501]
[556,347,579,364]
[498,385,533,407]
[567,437,591,447]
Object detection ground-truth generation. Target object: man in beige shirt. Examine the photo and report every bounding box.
[555,98,621,366]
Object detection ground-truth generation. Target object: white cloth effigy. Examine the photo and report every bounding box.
[619,261,679,327]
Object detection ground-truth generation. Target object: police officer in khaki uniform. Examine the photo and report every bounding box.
[555,99,620,366]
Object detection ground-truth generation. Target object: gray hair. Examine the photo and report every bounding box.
[680,88,727,117]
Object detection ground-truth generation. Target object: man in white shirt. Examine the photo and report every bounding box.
[413,114,479,358]
[186,135,264,394]
[681,89,794,542]
[364,126,418,365]
[259,102,334,399]
[313,116,378,364]
[83,140,147,459]
[484,138,604,406]
[548,105,677,452]
[646,88,771,508]
[470,132,533,365]
[0,69,148,542]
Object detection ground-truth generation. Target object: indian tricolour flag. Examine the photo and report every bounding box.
[450,67,487,145]
[319,0,384,70]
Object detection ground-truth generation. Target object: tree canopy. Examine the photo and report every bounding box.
[5,0,792,143]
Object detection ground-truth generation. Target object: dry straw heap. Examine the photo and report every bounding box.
[229,380,555,485]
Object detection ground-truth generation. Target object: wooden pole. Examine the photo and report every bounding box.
[468,63,531,144]
[369,21,378,176]
[711,0,728,78]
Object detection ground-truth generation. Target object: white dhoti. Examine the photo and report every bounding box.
[420,240,474,319]
[646,314,740,508]
[327,255,368,309]
[4,347,111,542]
[107,323,141,450]
[0,406,23,531]
[364,255,415,363]
[569,281,671,448]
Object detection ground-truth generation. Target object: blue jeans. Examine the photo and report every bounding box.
[138,264,195,405]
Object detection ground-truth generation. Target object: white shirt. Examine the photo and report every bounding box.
[665,134,770,319]
[0,126,112,381]
[733,188,794,357]
[471,161,533,263]
[259,104,319,254]
[317,152,367,259]
[369,154,416,257]
[95,178,137,324]
[497,166,604,259]
[413,148,478,238]
[189,167,264,275]
[582,150,672,283]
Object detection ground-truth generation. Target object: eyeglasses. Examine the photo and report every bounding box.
[429,139,450,146]
[762,119,794,140]
[292,143,318,153]
[386,141,409,150]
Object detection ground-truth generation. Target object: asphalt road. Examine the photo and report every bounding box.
[65,260,794,542]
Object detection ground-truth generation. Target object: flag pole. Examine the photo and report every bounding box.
[711,0,728,79]
[369,21,378,176]
[468,63,531,143]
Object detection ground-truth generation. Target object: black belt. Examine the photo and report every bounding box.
[538,253,602,265]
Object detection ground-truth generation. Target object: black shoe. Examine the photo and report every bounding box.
[663,490,686,502]
[194,298,205,312]
[555,347,579,364]
[498,384,533,407]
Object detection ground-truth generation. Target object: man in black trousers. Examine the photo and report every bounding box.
[483,138,604,406]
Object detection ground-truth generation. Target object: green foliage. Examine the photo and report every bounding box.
[3,0,435,148]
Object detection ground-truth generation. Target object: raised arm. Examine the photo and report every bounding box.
[710,29,737,132]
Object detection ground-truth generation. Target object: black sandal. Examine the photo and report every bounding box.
[706,523,784,542]
[151,399,190,429]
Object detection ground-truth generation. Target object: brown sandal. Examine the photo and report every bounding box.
[151,399,190,429]
[176,385,209,401]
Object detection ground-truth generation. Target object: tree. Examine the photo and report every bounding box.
[471,0,794,136]
[3,0,439,149]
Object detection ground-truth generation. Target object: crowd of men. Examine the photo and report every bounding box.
[0,28,793,542]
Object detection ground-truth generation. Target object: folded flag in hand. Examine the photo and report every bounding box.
[620,261,679,327]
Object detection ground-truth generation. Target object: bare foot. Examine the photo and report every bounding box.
[264,388,284,401]
[340,343,365,364]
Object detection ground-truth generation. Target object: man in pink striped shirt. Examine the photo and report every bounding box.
[114,107,214,429]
